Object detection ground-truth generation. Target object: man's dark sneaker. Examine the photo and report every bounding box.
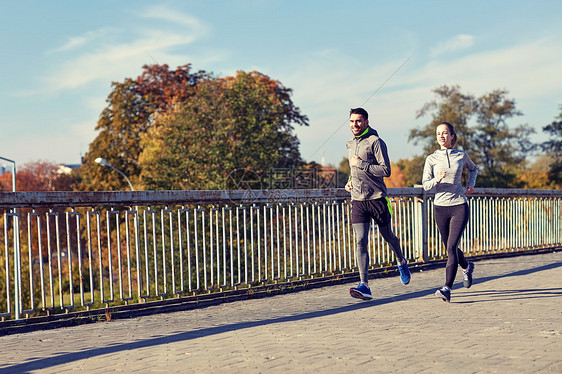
[463,262,474,288]
[350,283,373,300]
[435,287,451,302]
[398,260,411,285]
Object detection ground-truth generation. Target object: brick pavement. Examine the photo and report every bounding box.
[1,251,561,373]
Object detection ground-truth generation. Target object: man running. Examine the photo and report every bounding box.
[345,107,410,300]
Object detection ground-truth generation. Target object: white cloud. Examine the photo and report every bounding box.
[54,36,89,52]
[49,28,114,53]
[431,34,475,57]
[40,7,209,92]
[138,5,208,34]
[44,31,196,91]
[411,37,562,101]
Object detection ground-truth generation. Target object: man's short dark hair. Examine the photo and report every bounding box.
[350,107,368,120]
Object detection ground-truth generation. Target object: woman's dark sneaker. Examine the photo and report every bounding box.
[463,262,474,288]
[435,287,451,302]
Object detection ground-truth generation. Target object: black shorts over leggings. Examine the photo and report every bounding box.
[351,198,391,226]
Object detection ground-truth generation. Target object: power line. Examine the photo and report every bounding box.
[307,52,415,161]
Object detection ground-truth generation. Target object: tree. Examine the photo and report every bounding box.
[77,64,209,191]
[0,160,76,191]
[411,85,476,155]
[395,156,425,187]
[541,105,562,186]
[471,90,535,186]
[410,85,536,187]
[139,71,309,190]
[337,157,350,188]
[136,64,207,111]
[517,171,553,189]
[384,163,406,188]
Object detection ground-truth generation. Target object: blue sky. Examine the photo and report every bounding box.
[1,0,561,170]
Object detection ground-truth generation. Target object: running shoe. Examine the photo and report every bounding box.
[435,287,451,302]
[463,262,474,288]
[398,259,411,285]
[349,283,373,300]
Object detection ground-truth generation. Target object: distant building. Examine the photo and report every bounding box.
[57,164,81,175]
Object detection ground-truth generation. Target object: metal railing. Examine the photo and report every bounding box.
[1,188,561,320]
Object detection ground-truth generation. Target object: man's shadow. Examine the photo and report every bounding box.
[2,260,562,373]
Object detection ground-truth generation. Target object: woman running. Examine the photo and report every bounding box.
[422,121,478,302]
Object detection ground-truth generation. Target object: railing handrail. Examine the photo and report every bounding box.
[0,189,345,207]
[0,187,560,208]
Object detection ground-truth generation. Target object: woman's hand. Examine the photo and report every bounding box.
[466,186,474,194]
[438,171,446,182]
[345,180,353,192]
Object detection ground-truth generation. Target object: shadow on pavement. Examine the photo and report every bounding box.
[2,259,561,373]
[453,288,562,304]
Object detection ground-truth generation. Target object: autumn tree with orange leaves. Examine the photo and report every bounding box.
[0,160,76,191]
[139,71,308,190]
[77,64,210,191]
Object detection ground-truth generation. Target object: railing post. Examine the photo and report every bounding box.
[0,156,20,319]
[14,212,21,320]
[412,186,429,263]
[420,187,429,263]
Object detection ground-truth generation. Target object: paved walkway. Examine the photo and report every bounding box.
[1,251,561,373]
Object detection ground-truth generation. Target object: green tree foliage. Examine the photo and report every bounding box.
[138,71,309,190]
[77,64,209,191]
[541,106,562,186]
[409,85,536,187]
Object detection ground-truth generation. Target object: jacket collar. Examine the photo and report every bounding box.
[355,126,378,139]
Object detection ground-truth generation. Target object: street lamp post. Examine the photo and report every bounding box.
[95,157,135,191]
[95,157,139,230]
[0,156,20,319]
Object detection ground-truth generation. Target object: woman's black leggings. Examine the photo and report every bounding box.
[434,203,469,288]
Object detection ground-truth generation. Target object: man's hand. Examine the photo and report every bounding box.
[438,171,446,181]
[350,155,361,167]
[345,180,353,192]
[466,186,474,194]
